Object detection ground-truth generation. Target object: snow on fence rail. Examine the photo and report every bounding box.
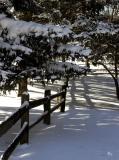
[0,84,67,160]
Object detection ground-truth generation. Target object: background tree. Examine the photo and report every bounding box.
[73,7,119,99]
[89,30,119,99]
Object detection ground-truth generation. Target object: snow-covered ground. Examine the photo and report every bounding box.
[0,74,119,160]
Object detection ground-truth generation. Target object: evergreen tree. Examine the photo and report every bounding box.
[1,0,119,99]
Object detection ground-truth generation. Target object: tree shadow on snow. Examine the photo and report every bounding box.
[70,74,119,110]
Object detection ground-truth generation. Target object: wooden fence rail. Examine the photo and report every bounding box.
[1,122,29,160]
[0,103,29,137]
[0,84,67,160]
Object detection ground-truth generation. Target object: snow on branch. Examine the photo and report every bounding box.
[46,61,88,78]
[72,15,119,37]
[57,43,91,57]
[0,39,32,55]
[0,14,73,39]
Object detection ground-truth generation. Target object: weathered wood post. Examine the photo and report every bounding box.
[18,78,28,97]
[20,92,29,144]
[60,85,67,112]
[44,89,51,125]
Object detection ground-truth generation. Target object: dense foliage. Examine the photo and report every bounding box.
[0,0,119,98]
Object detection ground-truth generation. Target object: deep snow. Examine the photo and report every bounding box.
[0,74,119,160]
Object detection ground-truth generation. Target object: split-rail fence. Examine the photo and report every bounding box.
[0,84,67,160]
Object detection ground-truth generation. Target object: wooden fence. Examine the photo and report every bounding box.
[0,84,67,160]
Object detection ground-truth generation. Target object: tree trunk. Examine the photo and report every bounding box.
[86,59,90,68]
[62,55,66,62]
[18,78,28,97]
[114,53,119,99]
[114,78,119,100]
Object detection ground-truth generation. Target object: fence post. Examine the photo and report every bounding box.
[44,89,51,125]
[60,85,67,112]
[20,92,29,144]
[65,76,69,88]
